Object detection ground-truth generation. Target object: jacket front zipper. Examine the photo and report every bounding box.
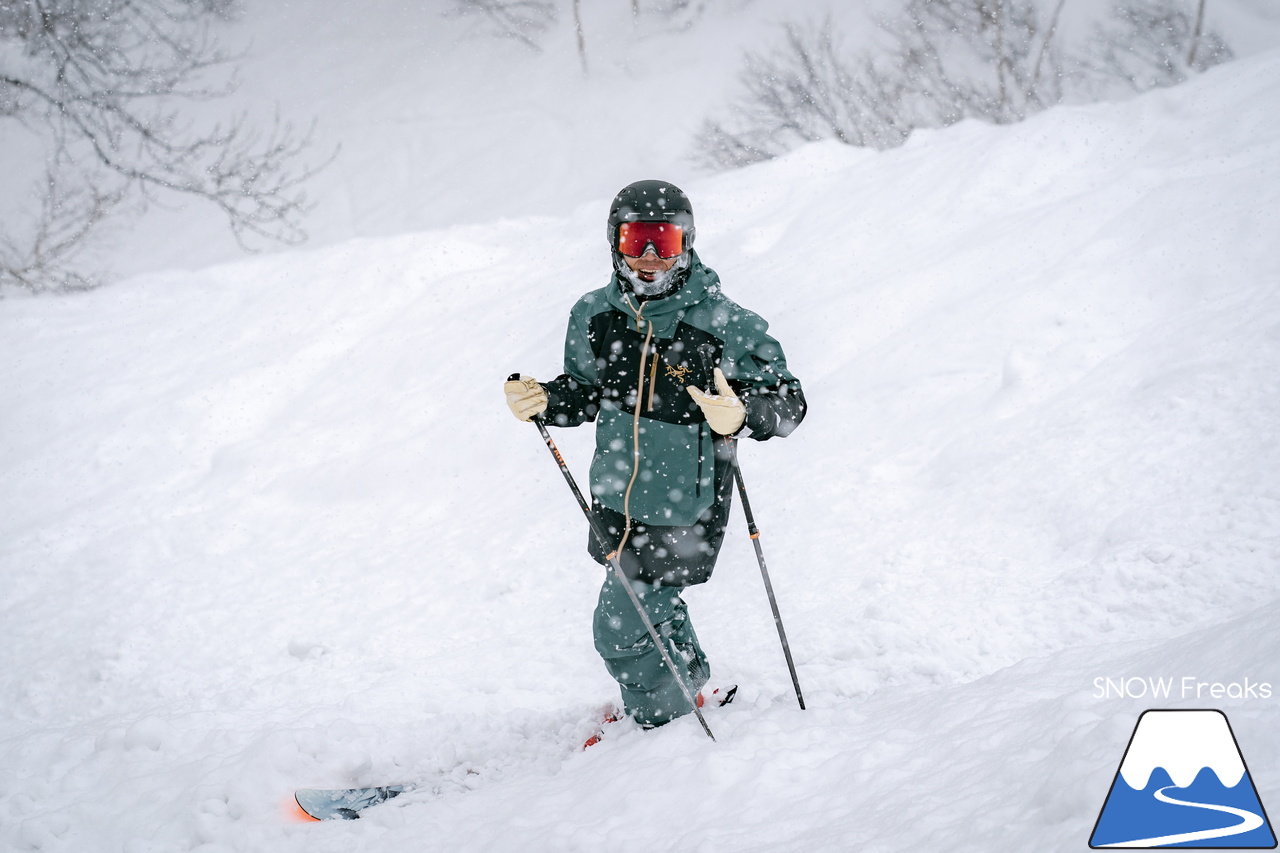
[617,300,653,552]
[696,422,705,498]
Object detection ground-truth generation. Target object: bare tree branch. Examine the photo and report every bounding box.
[1,0,328,294]
[1085,0,1232,89]
[695,0,1232,172]
[1030,0,1068,103]
[1188,0,1208,67]
[0,160,128,291]
[572,0,587,75]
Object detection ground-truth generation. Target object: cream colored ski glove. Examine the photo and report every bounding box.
[687,367,746,435]
[504,374,548,422]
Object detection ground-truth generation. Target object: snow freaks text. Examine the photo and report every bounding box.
[1093,677,1274,701]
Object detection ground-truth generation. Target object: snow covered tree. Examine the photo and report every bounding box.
[1087,0,1232,91]
[0,0,322,293]
[695,2,1067,170]
[899,0,1066,124]
[694,17,917,168]
[696,0,1231,171]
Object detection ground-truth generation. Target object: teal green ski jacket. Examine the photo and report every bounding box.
[543,250,805,529]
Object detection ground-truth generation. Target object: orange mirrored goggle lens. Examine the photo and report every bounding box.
[616,221,684,259]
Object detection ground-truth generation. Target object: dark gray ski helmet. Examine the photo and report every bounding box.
[606,180,696,255]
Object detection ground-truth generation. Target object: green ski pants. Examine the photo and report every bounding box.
[593,573,709,727]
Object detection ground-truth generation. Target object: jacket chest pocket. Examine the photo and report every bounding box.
[641,342,707,424]
[590,315,720,425]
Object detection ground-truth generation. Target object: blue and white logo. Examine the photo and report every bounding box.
[1091,709,1276,848]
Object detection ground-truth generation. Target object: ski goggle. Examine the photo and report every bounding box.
[616,221,685,259]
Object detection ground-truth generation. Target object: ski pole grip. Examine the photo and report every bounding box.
[509,372,545,426]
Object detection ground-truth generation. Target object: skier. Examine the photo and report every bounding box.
[504,179,806,729]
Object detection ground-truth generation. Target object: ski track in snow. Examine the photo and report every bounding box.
[4,26,1280,853]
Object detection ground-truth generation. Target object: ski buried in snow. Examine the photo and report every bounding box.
[294,785,409,821]
[292,706,617,820]
[293,693,735,820]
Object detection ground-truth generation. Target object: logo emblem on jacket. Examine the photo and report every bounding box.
[665,363,693,384]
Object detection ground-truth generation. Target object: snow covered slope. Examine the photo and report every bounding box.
[2,47,1280,853]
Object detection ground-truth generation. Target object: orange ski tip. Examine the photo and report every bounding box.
[287,796,321,822]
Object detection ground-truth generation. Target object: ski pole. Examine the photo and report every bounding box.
[510,375,715,741]
[697,346,806,710]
